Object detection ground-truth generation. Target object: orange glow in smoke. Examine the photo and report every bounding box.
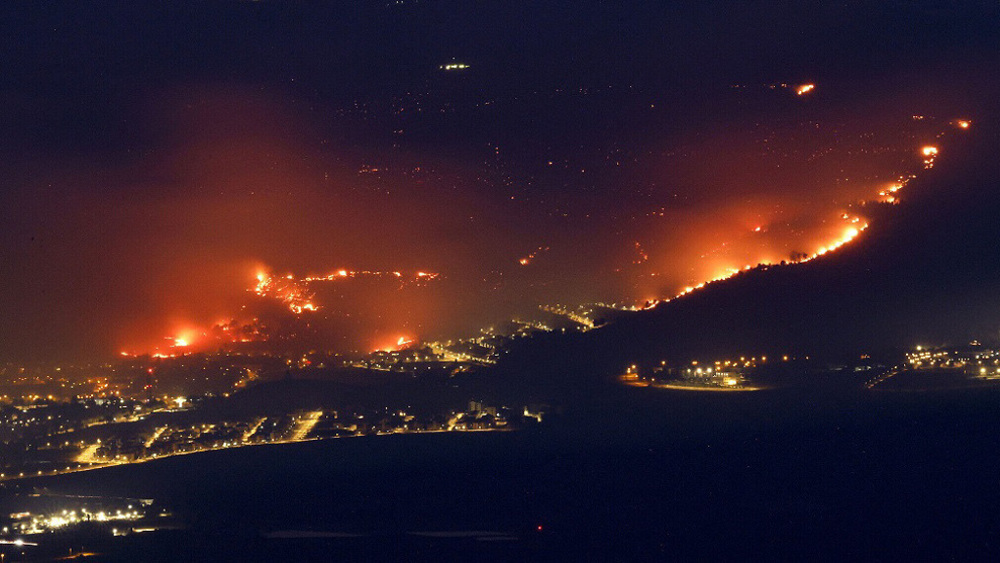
[374,335,415,352]
[172,328,200,348]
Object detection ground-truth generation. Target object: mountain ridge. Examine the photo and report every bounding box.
[493,118,1000,385]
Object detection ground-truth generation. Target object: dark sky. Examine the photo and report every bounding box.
[1,1,997,362]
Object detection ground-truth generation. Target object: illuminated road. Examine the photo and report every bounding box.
[288,411,322,442]
[0,538,38,547]
[75,443,102,464]
[865,368,901,389]
[144,427,167,448]
[426,343,492,364]
[0,423,509,484]
[620,374,762,392]
[539,305,597,329]
[640,382,762,392]
[243,416,267,442]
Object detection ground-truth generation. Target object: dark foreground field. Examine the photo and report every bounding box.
[5,384,1000,561]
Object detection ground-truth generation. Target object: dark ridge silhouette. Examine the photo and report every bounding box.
[494,118,1000,386]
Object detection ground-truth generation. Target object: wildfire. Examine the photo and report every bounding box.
[921,145,939,169]
[795,83,815,96]
[882,182,903,195]
[122,108,974,362]
[642,126,974,311]
[633,241,649,264]
[124,266,441,358]
[518,246,550,266]
[123,317,268,359]
[374,335,415,352]
[645,206,877,309]
[252,268,441,314]
[253,271,316,314]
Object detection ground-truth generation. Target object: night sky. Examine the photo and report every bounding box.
[1,1,998,361]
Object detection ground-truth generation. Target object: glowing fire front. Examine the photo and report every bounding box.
[642,127,968,310]
[253,269,440,315]
[120,117,972,359]
[795,83,815,96]
[122,267,441,357]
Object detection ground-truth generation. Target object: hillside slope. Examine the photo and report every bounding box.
[494,120,1000,386]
